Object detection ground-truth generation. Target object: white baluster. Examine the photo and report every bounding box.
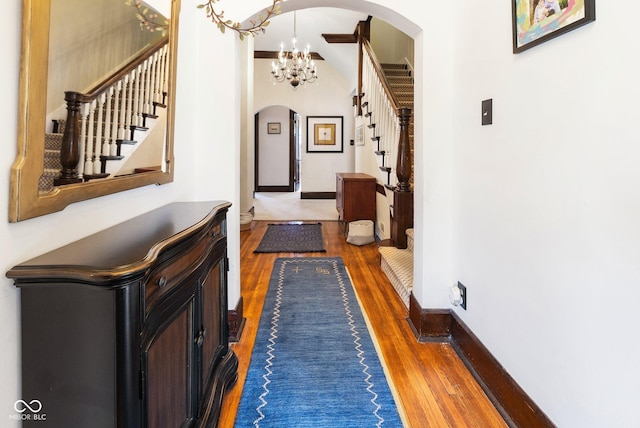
[103,87,113,157]
[132,65,142,127]
[155,50,164,105]
[162,45,169,101]
[111,82,121,156]
[137,61,147,123]
[149,52,158,107]
[78,102,89,178]
[94,93,105,173]
[144,58,152,115]
[118,75,129,141]
[126,70,136,135]
[85,100,96,174]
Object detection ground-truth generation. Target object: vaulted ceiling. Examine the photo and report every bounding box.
[252,8,369,91]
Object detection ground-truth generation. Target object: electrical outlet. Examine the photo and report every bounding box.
[458,282,467,310]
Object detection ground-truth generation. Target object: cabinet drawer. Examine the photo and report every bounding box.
[145,234,213,314]
[209,221,223,240]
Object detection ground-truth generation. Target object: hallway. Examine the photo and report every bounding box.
[220,221,506,427]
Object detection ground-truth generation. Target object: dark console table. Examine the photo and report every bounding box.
[7,201,238,427]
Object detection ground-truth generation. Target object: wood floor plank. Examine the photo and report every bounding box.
[218,220,506,428]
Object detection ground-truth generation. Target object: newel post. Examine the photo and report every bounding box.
[395,107,412,192]
[53,91,83,186]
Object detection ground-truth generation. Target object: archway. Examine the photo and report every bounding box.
[239,0,425,302]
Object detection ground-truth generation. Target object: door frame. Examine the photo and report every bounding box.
[254,108,297,192]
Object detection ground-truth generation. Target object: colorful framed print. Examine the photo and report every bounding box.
[512,0,595,53]
[306,116,343,153]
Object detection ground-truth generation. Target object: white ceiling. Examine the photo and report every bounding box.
[252,8,369,91]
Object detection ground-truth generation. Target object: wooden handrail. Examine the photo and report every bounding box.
[361,39,402,115]
[86,37,169,99]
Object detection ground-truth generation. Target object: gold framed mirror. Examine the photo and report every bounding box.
[9,0,181,222]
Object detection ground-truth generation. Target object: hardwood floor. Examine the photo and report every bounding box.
[219,220,507,427]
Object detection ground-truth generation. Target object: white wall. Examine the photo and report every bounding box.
[240,39,256,214]
[450,2,640,426]
[253,59,355,193]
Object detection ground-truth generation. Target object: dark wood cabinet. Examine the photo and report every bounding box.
[7,201,237,428]
[336,172,376,230]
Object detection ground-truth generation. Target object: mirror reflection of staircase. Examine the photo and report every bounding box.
[42,40,170,192]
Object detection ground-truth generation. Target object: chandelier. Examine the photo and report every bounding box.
[271,11,318,89]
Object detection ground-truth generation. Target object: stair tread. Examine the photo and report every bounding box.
[381,63,408,69]
[379,246,413,286]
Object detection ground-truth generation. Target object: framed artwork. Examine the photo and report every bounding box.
[267,122,281,134]
[512,0,595,53]
[355,124,364,146]
[306,116,343,153]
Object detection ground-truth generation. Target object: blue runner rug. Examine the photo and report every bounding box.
[235,257,404,428]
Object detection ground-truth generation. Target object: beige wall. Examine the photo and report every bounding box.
[370,17,414,68]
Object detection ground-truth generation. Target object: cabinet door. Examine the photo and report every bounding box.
[199,240,228,388]
[144,294,196,428]
[200,260,225,384]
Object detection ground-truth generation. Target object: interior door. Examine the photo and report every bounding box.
[293,111,301,191]
[255,106,297,192]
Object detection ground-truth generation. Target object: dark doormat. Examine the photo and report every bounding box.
[254,223,326,253]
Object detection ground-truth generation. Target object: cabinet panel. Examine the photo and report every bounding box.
[20,286,119,428]
[336,173,376,234]
[146,302,194,427]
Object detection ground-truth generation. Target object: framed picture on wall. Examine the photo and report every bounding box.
[355,124,364,146]
[267,122,281,134]
[512,0,595,53]
[306,116,343,153]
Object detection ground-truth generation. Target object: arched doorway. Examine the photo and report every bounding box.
[254,106,299,192]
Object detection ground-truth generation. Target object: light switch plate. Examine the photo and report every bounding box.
[482,99,492,125]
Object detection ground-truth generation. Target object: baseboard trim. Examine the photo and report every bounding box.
[256,186,293,192]
[300,191,336,199]
[408,294,555,428]
[227,297,245,343]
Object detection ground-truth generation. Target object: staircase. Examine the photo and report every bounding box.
[358,38,415,305]
[377,64,414,307]
[379,228,414,307]
[378,63,414,190]
[360,52,415,243]
[42,129,64,191]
